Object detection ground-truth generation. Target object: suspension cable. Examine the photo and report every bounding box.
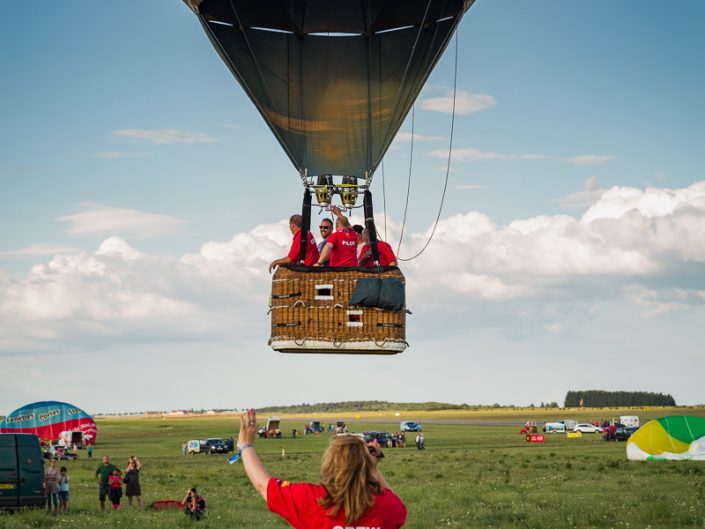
[397,30,459,262]
[396,105,415,255]
[381,159,388,240]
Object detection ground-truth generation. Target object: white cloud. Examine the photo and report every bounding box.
[92,151,149,159]
[2,180,704,356]
[113,128,216,145]
[396,181,705,308]
[58,203,189,238]
[427,147,615,166]
[566,155,616,166]
[419,91,497,115]
[393,132,445,143]
[0,244,79,259]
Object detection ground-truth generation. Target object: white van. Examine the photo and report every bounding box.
[619,416,639,428]
[187,439,207,454]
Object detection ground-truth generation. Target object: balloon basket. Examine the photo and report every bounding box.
[269,265,407,355]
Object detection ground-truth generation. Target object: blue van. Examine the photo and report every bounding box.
[0,433,45,509]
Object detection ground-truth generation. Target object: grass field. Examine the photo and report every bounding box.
[2,407,704,529]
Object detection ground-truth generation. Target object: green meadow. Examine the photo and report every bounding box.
[2,407,704,529]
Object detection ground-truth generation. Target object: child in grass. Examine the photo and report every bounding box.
[108,468,123,509]
[58,466,69,513]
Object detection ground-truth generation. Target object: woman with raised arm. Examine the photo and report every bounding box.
[236,409,406,528]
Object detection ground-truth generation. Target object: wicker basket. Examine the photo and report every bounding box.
[269,265,407,354]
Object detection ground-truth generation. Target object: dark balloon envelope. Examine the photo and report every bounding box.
[185,0,474,177]
[0,401,97,445]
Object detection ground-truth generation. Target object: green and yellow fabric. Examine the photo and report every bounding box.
[627,416,705,461]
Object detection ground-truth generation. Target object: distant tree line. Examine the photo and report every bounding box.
[256,401,518,414]
[564,390,676,408]
[258,401,466,413]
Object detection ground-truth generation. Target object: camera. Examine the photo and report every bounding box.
[367,444,384,459]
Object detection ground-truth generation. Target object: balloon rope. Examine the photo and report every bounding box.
[381,160,388,240]
[396,106,415,255]
[219,0,299,171]
[397,30,459,262]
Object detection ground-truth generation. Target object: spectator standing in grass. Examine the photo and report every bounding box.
[235,409,406,528]
[58,466,69,514]
[95,455,118,511]
[124,455,143,509]
[87,445,92,459]
[45,458,59,515]
[415,433,425,450]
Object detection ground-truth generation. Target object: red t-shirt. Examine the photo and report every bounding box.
[287,229,320,266]
[325,229,358,267]
[358,241,397,267]
[267,478,407,529]
[109,475,122,489]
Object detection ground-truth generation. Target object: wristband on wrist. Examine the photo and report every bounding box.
[228,444,253,465]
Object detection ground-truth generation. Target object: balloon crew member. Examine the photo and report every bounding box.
[358,228,397,267]
[269,214,320,272]
[316,206,358,267]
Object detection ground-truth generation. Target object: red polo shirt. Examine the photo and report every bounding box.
[287,228,320,266]
[325,229,358,267]
[358,241,397,267]
[267,478,407,529]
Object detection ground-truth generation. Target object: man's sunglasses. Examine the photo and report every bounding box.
[319,225,332,229]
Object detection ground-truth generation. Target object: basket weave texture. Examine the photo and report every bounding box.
[270,266,406,348]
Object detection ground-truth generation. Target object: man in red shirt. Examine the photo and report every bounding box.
[316,212,358,267]
[358,228,398,267]
[269,214,320,272]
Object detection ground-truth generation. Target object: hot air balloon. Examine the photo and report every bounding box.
[0,401,97,447]
[627,416,705,461]
[184,0,474,353]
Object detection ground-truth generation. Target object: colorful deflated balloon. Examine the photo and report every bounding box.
[0,401,97,445]
[627,416,705,461]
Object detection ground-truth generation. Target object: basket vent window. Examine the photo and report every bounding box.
[347,310,363,327]
[315,284,334,300]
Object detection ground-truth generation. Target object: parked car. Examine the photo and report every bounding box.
[45,445,78,460]
[400,421,422,432]
[364,432,389,446]
[205,438,228,454]
[305,421,323,434]
[543,419,577,433]
[573,423,602,434]
[614,425,638,442]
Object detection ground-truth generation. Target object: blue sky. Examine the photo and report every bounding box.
[1,1,704,414]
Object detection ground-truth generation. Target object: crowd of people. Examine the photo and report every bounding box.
[269,206,398,273]
[94,454,143,510]
[42,453,143,515]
